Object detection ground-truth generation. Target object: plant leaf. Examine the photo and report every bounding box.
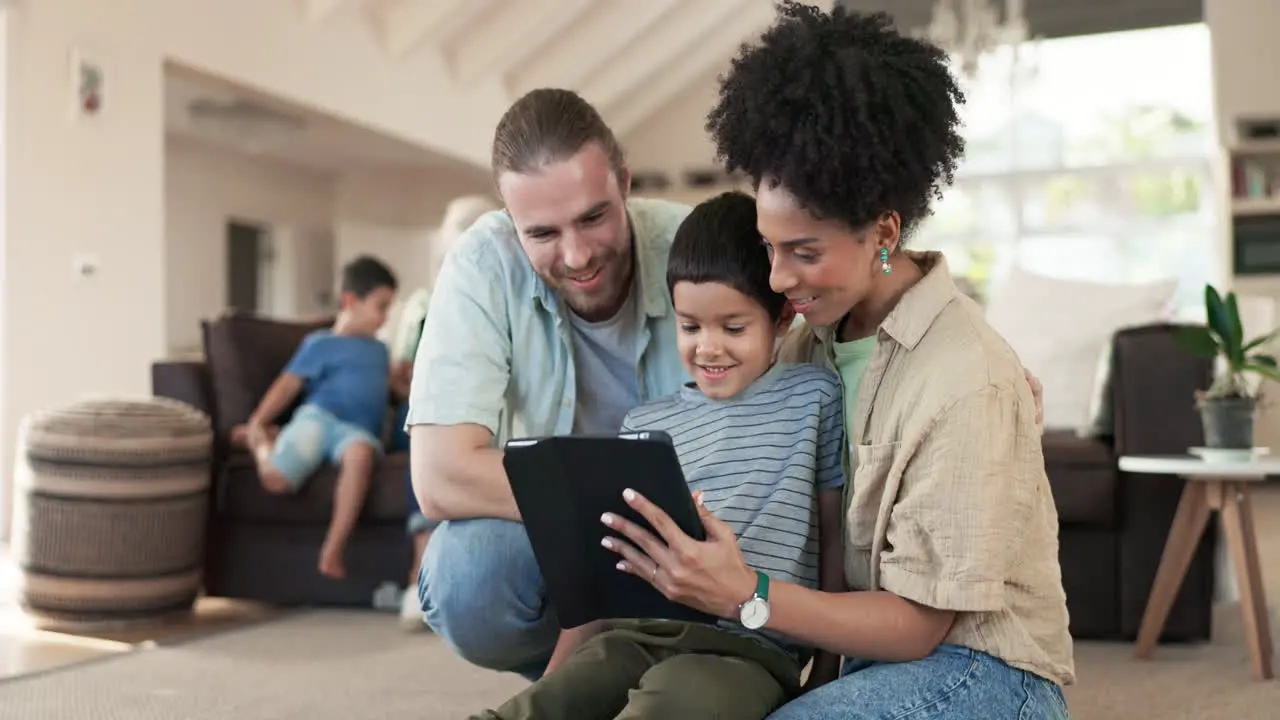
[1251,354,1278,368]
[1173,325,1220,357]
[1226,291,1246,363]
[1205,285,1241,366]
[1243,329,1280,353]
[1244,362,1280,384]
[1204,284,1230,339]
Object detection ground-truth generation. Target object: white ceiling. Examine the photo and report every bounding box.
[166,0,808,175]
[163,67,473,174]
[170,1,1196,175]
[291,0,806,138]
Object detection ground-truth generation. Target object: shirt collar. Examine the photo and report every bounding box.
[810,250,960,350]
[532,200,669,320]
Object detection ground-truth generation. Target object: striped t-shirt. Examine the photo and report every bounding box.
[619,362,846,661]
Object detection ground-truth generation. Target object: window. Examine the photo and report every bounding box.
[915,23,1219,317]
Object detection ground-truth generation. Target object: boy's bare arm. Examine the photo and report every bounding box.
[544,620,607,674]
[247,373,304,437]
[805,487,845,691]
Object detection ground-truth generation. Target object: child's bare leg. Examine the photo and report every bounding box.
[231,423,279,449]
[246,427,291,494]
[318,441,376,579]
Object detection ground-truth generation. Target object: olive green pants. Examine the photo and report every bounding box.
[472,619,801,720]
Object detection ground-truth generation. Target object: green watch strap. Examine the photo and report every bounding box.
[754,570,770,601]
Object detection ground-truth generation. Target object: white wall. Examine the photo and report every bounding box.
[166,143,497,358]
[624,67,723,175]
[1206,0,1280,449]
[0,0,524,535]
[165,134,335,352]
[164,137,494,354]
[333,168,494,346]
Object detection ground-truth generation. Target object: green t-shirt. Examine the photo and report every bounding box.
[831,335,877,443]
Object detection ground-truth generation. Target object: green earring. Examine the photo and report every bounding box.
[880,248,891,275]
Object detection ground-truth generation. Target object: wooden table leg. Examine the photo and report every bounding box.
[1135,481,1213,659]
[1221,482,1274,680]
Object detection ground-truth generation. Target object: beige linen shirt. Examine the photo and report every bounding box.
[778,251,1075,686]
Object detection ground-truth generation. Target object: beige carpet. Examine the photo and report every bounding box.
[1067,602,1280,718]
[0,610,524,719]
[1,606,1279,719]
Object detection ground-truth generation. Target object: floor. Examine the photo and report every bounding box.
[3,483,1280,707]
[0,548,278,679]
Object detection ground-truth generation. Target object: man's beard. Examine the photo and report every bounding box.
[557,250,633,322]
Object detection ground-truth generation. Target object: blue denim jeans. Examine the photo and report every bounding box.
[766,644,1069,719]
[417,518,560,681]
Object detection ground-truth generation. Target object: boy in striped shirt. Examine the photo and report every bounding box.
[473,191,846,720]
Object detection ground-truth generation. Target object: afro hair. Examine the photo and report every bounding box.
[706,2,965,240]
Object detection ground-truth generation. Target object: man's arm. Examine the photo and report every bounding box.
[1023,367,1044,431]
[411,424,518,521]
[405,235,516,521]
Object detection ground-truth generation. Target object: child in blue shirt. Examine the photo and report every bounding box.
[241,255,398,579]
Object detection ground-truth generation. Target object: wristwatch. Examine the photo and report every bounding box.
[738,570,771,630]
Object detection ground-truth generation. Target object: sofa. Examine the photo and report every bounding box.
[152,316,1216,640]
[1045,323,1215,642]
[152,312,414,607]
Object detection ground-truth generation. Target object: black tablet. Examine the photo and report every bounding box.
[503,431,718,630]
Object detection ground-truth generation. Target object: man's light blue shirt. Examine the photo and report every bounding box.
[407,197,693,446]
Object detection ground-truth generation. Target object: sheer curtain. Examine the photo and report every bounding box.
[915,23,1220,319]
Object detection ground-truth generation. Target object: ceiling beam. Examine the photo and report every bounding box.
[505,0,683,97]
[295,0,356,24]
[605,3,778,137]
[839,0,1200,40]
[577,0,747,113]
[364,0,496,58]
[444,0,593,87]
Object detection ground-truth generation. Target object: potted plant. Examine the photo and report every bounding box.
[1175,284,1280,449]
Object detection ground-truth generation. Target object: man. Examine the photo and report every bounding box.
[405,88,692,679]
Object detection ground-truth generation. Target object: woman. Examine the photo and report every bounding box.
[392,194,499,629]
[599,4,1074,718]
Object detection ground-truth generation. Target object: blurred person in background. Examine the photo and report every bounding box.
[389,194,500,630]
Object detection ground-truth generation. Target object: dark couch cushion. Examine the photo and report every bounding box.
[201,313,334,436]
[217,450,410,524]
[1043,430,1117,528]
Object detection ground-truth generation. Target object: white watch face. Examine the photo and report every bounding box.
[740,597,770,630]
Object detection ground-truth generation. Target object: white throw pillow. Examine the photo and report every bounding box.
[985,267,1177,433]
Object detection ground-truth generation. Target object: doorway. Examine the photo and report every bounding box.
[226,220,272,314]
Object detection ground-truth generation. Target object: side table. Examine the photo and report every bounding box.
[1119,454,1280,680]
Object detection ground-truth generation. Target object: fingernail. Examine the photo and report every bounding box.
[601,538,613,549]
[601,513,614,526]
[616,561,626,571]
[623,488,636,502]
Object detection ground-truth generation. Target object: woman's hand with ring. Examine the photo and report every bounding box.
[600,488,757,620]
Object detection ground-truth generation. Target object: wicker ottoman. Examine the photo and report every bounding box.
[11,396,213,621]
